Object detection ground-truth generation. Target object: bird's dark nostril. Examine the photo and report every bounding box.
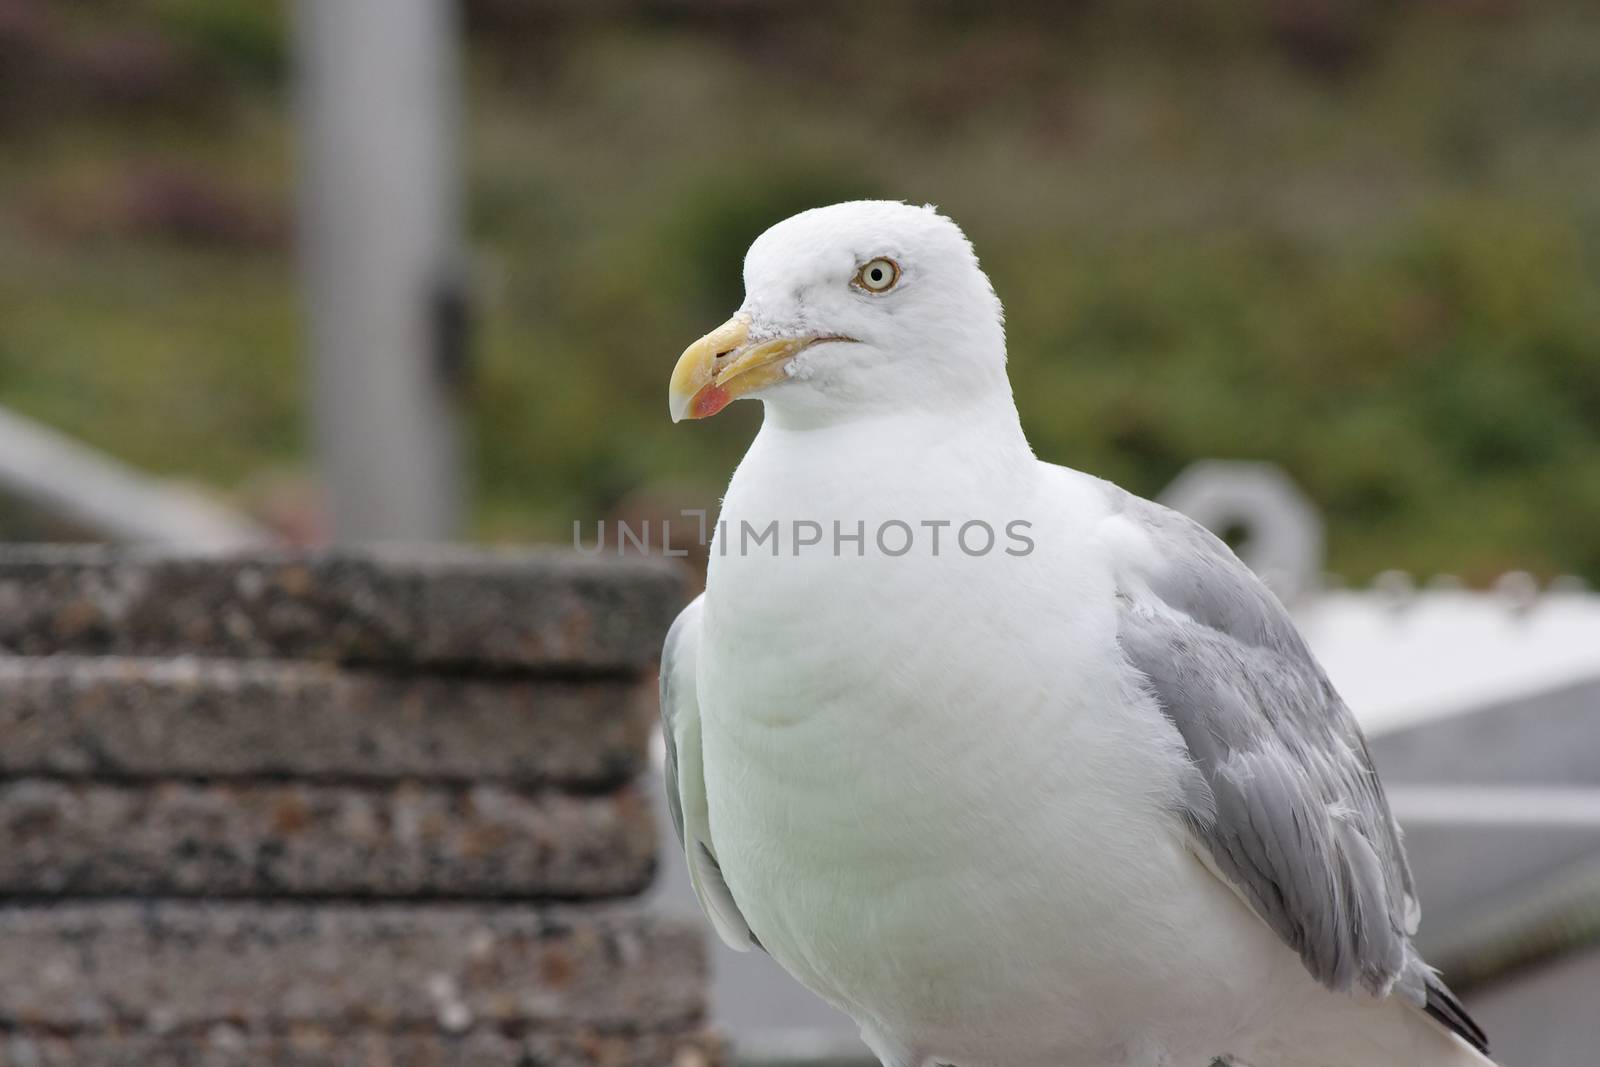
[715,348,734,360]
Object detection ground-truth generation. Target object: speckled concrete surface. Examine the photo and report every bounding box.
[0,656,653,786]
[0,547,686,672]
[0,778,657,898]
[0,548,704,1066]
[0,902,705,1031]
[0,1027,724,1067]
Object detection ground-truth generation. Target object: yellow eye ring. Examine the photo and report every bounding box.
[854,257,901,293]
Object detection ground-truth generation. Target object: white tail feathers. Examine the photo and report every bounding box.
[1235,992,1496,1067]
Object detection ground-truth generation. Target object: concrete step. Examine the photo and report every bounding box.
[0,901,705,1032]
[0,656,652,787]
[0,1027,723,1067]
[0,548,688,673]
[0,779,656,899]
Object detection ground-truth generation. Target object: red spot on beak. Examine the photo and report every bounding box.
[691,384,732,419]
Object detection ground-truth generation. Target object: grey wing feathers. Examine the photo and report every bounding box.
[1103,486,1425,997]
[659,602,692,848]
[660,595,755,952]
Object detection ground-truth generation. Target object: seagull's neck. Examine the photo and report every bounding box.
[734,389,1037,516]
[777,383,1030,446]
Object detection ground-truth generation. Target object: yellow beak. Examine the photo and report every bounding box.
[668,313,835,422]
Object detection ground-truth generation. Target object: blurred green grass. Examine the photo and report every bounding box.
[1,1,1597,583]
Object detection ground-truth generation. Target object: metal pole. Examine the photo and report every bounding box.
[294,0,467,542]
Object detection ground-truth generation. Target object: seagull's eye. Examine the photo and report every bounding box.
[854,257,900,294]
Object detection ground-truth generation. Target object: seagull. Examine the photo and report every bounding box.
[659,201,1493,1067]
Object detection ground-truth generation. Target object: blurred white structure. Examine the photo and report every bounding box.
[1160,460,1324,604]
[0,404,271,547]
[1303,580,1600,735]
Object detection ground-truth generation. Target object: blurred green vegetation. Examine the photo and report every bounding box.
[1,1,1597,583]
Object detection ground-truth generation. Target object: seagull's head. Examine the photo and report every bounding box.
[669,201,1008,426]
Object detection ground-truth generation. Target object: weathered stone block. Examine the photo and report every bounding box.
[0,544,712,1067]
[0,1028,723,1067]
[0,657,651,786]
[0,780,655,898]
[0,547,688,672]
[0,902,706,1032]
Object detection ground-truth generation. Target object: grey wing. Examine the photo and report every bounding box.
[1101,485,1424,997]
[1105,485,1487,1054]
[660,594,755,951]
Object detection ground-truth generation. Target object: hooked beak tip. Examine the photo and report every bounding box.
[670,313,751,422]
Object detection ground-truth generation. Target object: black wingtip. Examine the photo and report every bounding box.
[1425,974,1490,1056]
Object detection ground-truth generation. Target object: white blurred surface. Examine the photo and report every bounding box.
[1300,586,1600,735]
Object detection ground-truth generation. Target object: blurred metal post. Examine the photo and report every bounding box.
[294,0,467,542]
